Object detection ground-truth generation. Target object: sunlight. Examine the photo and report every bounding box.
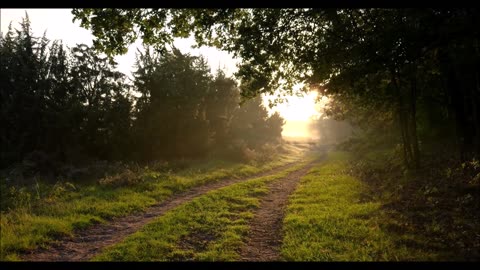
[273,91,321,121]
[264,90,327,139]
[1,8,476,262]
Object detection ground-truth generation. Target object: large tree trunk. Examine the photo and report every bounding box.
[399,107,411,167]
[442,45,469,161]
[392,69,414,168]
[472,37,480,157]
[409,73,420,169]
[449,71,467,161]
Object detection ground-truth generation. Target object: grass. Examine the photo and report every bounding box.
[347,142,480,260]
[0,144,306,261]
[281,151,444,261]
[93,161,312,261]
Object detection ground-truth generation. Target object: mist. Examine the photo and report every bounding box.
[1,8,479,262]
[307,117,353,145]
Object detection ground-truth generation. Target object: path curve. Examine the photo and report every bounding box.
[21,162,298,261]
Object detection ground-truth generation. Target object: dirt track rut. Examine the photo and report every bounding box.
[239,161,317,261]
[21,162,298,261]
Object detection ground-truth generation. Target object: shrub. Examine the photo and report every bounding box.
[254,143,277,164]
[98,169,142,188]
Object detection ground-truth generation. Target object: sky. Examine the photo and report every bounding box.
[1,8,324,139]
[0,9,239,78]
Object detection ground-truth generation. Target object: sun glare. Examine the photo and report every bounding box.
[264,90,327,139]
[273,91,320,121]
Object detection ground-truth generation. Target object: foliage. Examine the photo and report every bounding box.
[308,115,353,145]
[72,8,480,167]
[131,47,212,160]
[98,169,143,188]
[344,137,480,260]
[1,14,285,174]
[0,14,133,168]
[131,46,284,161]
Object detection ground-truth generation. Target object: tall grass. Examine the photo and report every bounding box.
[0,144,306,261]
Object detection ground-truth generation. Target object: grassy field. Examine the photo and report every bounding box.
[0,144,306,261]
[281,151,450,261]
[5,146,465,261]
[93,161,312,261]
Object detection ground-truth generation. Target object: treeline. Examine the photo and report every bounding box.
[70,8,480,168]
[309,9,480,168]
[308,116,353,145]
[0,15,284,169]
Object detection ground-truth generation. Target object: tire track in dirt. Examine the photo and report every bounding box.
[20,161,300,261]
[238,158,322,261]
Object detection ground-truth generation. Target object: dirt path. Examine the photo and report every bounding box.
[21,161,299,261]
[238,160,319,261]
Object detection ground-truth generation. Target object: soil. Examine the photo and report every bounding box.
[238,161,318,261]
[20,162,297,261]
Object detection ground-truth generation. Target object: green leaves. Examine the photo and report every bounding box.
[131,46,284,160]
[0,14,134,165]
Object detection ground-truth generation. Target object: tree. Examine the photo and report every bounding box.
[70,43,132,159]
[206,70,240,147]
[0,14,133,168]
[0,15,65,165]
[1,13,287,170]
[130,46,284,160]
[72,8,480,166]
[132,47,212,159]
[229,96,270,148]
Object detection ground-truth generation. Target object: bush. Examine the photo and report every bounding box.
[98,169,142,188]
[219,139,251,163]
[240,147,257,164]
[254,143,277,164]
[0,178,31,212]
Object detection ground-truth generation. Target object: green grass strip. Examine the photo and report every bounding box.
[1,145,305,261]
[94,161,312,261]
[281,151,438,261]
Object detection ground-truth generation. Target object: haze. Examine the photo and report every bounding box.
[1,8,322,139]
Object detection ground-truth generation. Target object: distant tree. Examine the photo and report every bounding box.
[265,112,285,141]
[206,70,240,147]
[229,96,271,148]
[0,13,286,170]
[132,47,211,159]
[309,116,353,145]
[130,46,285,160]
[69,43,132,160]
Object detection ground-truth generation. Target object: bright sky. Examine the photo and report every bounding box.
[265,91,327,140]
[1,8,324,139]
